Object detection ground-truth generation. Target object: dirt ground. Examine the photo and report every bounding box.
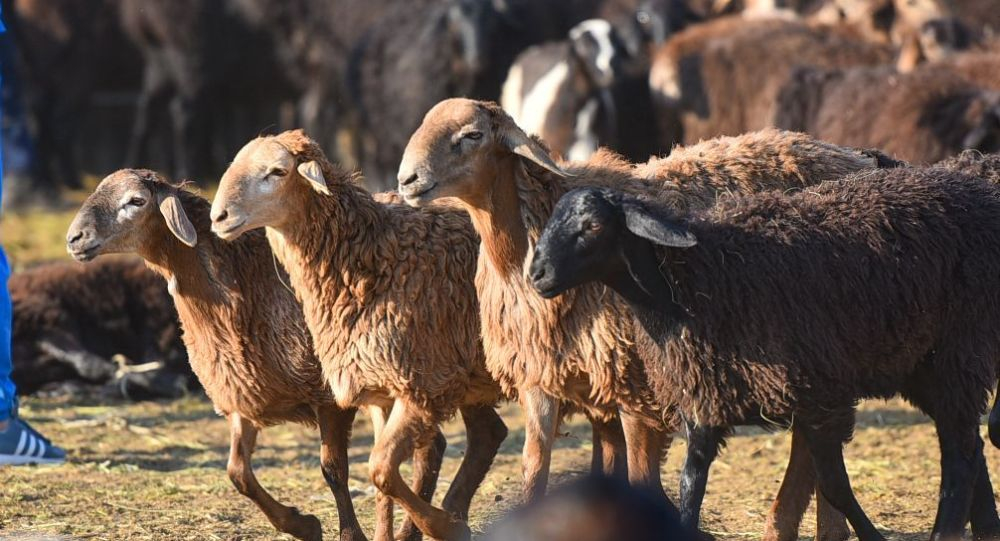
[0,394,995,540]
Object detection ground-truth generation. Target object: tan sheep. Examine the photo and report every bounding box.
[67,170,412,541]
[396,98,889,541]
[209,131,507,541]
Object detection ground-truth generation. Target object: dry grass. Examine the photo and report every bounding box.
[0,395,995,540]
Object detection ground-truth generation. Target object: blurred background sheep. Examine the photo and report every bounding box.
[4,0,994,204]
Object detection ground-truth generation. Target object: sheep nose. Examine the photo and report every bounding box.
[529,261,548,284]
[67,230,84,245]
[399,173,419,187]
[212,208,229,224]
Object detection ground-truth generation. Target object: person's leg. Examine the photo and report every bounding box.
[0,248,15,426]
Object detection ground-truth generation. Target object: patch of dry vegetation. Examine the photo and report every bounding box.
[0,396,994,540]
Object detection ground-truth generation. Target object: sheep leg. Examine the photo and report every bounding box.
[395,430,447,541]
[588,414,628,480]
[370,405,395,541]
[369,399,471,541]
[678,421,726,531]
[799,418,884,541]
[969,448,1000,540]
[227,414,323,541]
[930,420,979,541]
[763,427,849,541]
[317,405,367,541]
[620,412,675,506]
[520,387,561,504]
[440,405,508,519]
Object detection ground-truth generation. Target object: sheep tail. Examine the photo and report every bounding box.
[989,389,1000,449]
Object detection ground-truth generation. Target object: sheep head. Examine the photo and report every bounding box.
[68,169,197,261]
[211,130,332,240]
[397,98,568,208]
[530,187,695,301]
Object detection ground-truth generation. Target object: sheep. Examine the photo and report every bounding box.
[9,258,190,399]
[648,15,894,148]
[528,169,1000,541]
[119,0,296,181]
[396,98,895,539]
[774,62,1000,163]
[4,0,142,195]
[65,170,455,541]
[500,19,662,163]
[346,0,650,189]
[935,150,1000,182]
[209,130,508,541]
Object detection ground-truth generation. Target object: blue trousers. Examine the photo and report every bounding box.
[0,249,12,421]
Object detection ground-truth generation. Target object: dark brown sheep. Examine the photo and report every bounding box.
[9,258,189,398]
[648,16,893,148]
[774,62,1000,163]
[530,168,1000,541]
[66,170,448,541]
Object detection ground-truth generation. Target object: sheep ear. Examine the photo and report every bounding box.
[297,161,330,195]
[501,125,569,177]
[623,201,696,248]
[156,191,197,248]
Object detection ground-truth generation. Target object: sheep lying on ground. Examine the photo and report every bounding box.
[210,131,507,541]
[774,62,1000,163]
[66,170,449,541]
[396,98,894,539]
[10,258,190,399]
[529,169,1000,541]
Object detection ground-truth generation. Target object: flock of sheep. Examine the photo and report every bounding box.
[17,0,1000,539]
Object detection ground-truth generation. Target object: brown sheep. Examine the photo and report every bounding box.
[65,170,449,541]
[774,62,1000,163]
[210,131,508,541]
[396,98,891,540]
[648,16,894,147]
[9,258,189,398]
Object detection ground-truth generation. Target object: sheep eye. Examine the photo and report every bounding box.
[463,131,483,141]
[127,196,147,207]
[268,168,287,178]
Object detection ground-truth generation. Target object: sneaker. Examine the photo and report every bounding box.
[0,418,66,465]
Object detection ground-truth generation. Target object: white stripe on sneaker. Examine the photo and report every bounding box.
[36,439,46,458]
[14,430,27,456]
[24,434,36,457]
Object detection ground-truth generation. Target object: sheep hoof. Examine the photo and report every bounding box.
[287,512,323,541]
[394,521,422,541]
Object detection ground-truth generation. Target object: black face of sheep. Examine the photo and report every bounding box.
[446,0,495,76]
[529,187,696,304]
[569,20,628,89]
[964,102,1000,155]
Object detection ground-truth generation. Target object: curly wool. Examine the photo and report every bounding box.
[476,103,886,425]
[264,131,499,420]
[646,167,1000,429]
[136,176,330,427]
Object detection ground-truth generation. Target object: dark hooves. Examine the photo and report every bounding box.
[289,512,323,541]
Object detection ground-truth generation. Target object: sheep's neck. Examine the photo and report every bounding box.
[608,239,689,343]
[140,228,220,304]
[467,157,530,275]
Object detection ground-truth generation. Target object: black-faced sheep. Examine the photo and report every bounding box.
[529,170,1000,541]
[9,258,189,399]
[774,63,1000,163]
[66,170,451,541]
[210,130,508,541]
[396,98,896,539]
